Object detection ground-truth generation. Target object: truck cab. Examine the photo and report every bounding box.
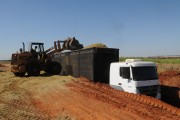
[110,59,161,99]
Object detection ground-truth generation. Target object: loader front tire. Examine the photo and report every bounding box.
[27,63,40,76]
[14,72,25,77]
[47,62,61,75]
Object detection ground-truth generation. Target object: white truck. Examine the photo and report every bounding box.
[110,59,161,99]
[53,47,161,99]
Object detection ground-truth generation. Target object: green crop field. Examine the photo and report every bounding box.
[120,57,180,64]
[120,57,180,72]
[142,58,180,64]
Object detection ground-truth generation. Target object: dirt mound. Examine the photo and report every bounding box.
[84,43,108,48]
[159,71,180,87]
[159,71,180,107]
[65,78,180,119]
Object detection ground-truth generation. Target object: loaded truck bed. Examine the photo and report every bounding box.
[53,47,119,83]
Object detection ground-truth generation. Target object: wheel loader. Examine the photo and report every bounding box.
[11,37,83,76]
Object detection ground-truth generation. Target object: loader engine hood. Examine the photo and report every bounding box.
[11,54,18,65]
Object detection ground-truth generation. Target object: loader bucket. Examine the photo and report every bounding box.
[63,37,83,50]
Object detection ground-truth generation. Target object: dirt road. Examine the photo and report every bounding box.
[0,64,180,120]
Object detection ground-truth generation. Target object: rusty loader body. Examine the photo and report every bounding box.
[11,37,83,76]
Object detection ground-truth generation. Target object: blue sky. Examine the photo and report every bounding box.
[0,0,180,60]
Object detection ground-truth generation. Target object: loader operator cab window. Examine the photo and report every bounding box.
[120,67,130,79]
[31,46,38,58]
[30,43,44,58]
[31,46,38,52]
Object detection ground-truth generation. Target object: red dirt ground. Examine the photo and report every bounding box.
[159,71,180,107]
[32,78,180,120]
[0,64,180,119]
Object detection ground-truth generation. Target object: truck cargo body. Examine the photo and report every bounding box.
[53,48,119,83]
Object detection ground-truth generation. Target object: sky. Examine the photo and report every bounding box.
[0,0,180,60]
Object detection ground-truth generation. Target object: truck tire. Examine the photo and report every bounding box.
[14,72,25,77]
[27,63,40,76]
[48,62,61,75]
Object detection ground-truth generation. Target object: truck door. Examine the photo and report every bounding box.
[119,66,131,91]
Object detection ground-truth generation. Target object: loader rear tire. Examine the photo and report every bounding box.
[27,63,40,76]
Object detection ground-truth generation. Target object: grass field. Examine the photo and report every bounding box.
[120,57,180,72]
[120,57,180,64]
[142,58,180,64]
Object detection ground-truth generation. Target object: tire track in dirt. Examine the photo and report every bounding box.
[66,78,180,120]
[31,77,180,120]
[1,69,180,120]
[32,86,136,120]
[29,77,137,120]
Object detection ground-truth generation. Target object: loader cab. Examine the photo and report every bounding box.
[29,42,44,59]
[29,42,44,53]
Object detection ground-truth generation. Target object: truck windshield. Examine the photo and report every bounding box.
[132,66,158,81]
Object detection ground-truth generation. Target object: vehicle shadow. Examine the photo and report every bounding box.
[39,73,54,77]
[161,85,180,108]
[21,73,54,77]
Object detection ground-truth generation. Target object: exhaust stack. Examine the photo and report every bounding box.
[22,42,25,52]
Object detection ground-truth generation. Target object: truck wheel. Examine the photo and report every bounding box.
[27,64,40,76]
[48,62,61,75]
[14,72,25,77]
